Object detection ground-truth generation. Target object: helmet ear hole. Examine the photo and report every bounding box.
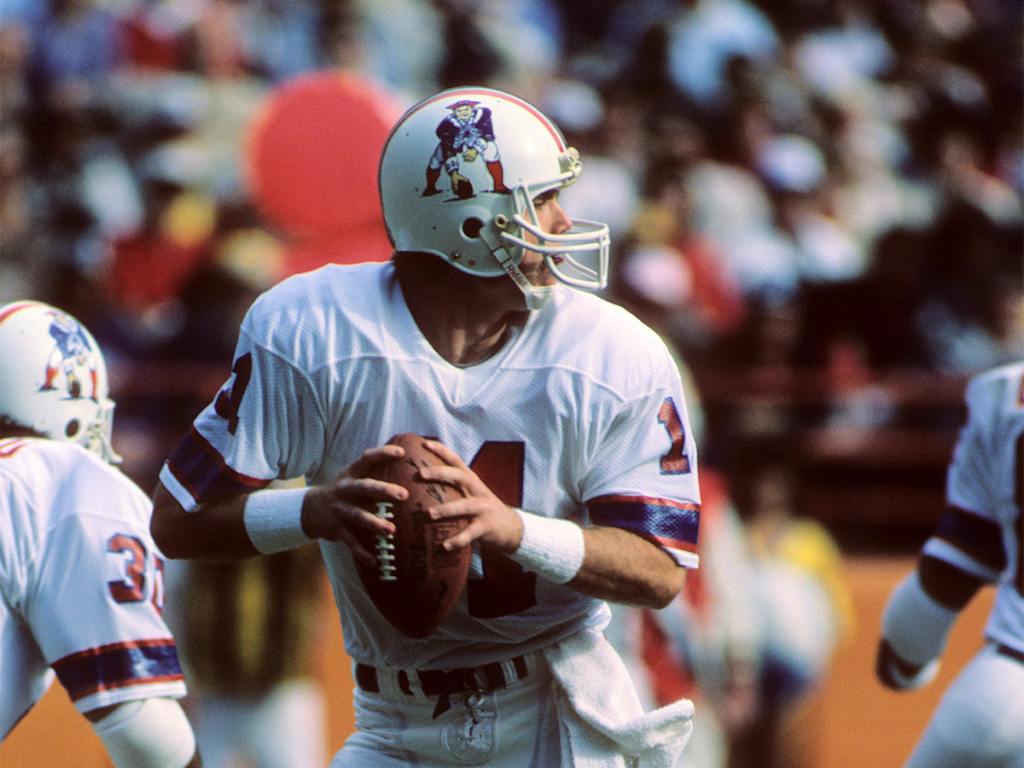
[461,217,484,239]
[65,419,80,439]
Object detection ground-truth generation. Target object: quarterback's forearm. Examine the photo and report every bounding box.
[504,512,685,608]
[151,481,259,560]
[571,525,686,609]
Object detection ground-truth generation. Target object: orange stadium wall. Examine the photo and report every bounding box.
[1,556,994,768]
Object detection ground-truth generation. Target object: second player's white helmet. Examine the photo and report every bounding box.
[0,301,120,463]
[379,86,610,309]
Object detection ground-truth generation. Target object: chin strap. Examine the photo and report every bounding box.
[479,226,553,310]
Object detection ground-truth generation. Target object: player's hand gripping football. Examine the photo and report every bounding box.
[418,440,525,554]
[302,445,408,568]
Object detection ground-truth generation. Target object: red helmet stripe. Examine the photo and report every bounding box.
[0,300,45,325]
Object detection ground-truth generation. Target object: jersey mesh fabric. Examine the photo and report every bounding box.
[924,362,1024,654]
[162,261,703,669]
[1,439,186,733]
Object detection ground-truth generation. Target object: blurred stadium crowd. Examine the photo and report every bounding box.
[1,0,1020,447]
[0,1,1021,767]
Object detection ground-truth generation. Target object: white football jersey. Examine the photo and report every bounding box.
[1,438,186,738]
[161,261,702,669]
[923,361,1024,655]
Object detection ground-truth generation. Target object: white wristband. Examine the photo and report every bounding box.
[243,487,311,554]
[508,509,585,584]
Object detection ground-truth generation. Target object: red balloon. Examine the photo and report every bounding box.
[282,225,395,277]
[245,71,401,251]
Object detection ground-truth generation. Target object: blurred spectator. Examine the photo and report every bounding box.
[913,131,1023,373]
[637,468,763,768]
[353,0,444,101]
[666,0,780,113]
[130,219,321,768]
[615,160,746,359]
[120,1,196,72]
[790,1,894,106]
[0,121,48,303]
[157,202,283,364]
[165,534,328,768]
[758,134,868,285]
[605,349,755,768]
[829,105,933,252]
[448,0,565,95]
[240,0,323,83]
[819,333,896,429]
[29,0,125,97]
[685,147,802,303]
[187,0,253,80]
[100,146,216,351]
[7,0,1017,395]
[547,80,643,240]
[0,12,32,115]
[726,438,853,768]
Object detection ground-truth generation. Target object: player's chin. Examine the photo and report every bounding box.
[521,265,556,288]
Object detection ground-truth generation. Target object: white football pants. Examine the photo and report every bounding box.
[905,644,1024,768]
[333,654,561,767]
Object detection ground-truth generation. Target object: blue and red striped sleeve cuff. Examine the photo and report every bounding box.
[934,505,1007,572]
[52,639,184,703]
[586,494,700,566]
[164,426,271,509]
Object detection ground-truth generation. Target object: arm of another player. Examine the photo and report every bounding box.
[151,445,409,564]
[876,371,1008,690]
[874,552,989,690]
[419,440,686,609]
[85,700,202,768]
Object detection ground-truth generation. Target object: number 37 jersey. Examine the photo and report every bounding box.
[160,262,702,669]
[1,439,185,738]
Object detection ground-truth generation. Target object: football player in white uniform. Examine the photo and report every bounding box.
[877,361,1024,767]
[151,86,702,767]
[0,301,201,767]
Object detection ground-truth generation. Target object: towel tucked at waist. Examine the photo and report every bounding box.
[543,628,694,768]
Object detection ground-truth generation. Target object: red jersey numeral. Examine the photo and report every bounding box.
[107,534,148,603]
[214,352,253,435]
[657,397,691,474]
[465,441,537,618]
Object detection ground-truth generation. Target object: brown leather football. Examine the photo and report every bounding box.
[356,433,470,638]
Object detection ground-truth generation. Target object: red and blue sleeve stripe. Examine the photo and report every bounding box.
[52,639,184,703]
[586,494,700,555]
[166,426,271,505]
[934,505,1007,572]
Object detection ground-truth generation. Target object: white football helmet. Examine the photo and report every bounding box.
[0,301,120,463]
[379,86,610,309]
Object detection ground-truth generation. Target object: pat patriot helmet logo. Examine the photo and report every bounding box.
[39,310,100,402]
[422,98,510,200]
